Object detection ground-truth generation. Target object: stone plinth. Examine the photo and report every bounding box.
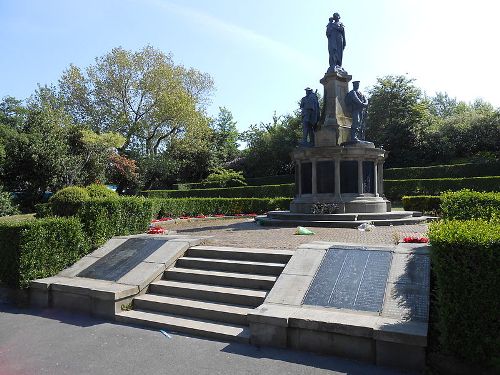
[289,144,389,214]
[315,71,352,147]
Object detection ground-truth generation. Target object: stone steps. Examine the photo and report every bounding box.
[256,215,429,228]
[117,245,292,343]
[116,309,251,343]
[165,267,277,290]
[176,257,286,276]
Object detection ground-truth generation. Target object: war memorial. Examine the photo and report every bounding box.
[28,12,431,373]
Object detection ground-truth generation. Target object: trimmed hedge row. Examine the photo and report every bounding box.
[77,198,154,248]
[143,184,295,199]
[401,195,441,214]
[153,198,292,217]
[384,161,500,180]
[0,217,90,288]
[173,175,295,190]
[384,176,500,200]
[429,219,500,366]
[441,190,500,221]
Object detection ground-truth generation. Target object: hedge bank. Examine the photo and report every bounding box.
[429,219,500,367]
[143,184,295,199]
[401,195,441,214]
[384,176,500,201]
[0,217,89,288]
[384,161,500,180]
[153,197,292,217]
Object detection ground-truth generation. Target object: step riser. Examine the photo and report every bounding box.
[115,314,249,343]
[134,299,248,325]
[165,270,275,290]
[149,284,265,307]
[176,258,284,276]
[186,249,291,264]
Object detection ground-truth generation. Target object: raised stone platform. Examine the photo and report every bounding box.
[30,234,208,318]
[248,241,431,372]
[256,210,429,228]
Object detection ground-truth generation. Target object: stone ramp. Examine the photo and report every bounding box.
[116,245,293,343]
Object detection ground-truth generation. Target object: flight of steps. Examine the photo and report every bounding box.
[116,245,293,343]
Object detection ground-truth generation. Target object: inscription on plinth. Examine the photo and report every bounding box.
[78,238,168,281]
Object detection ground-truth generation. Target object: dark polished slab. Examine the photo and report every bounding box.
[303,246,392,312]
[77,238,168,281]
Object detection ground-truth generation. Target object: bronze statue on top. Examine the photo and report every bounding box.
[326,12,346,74]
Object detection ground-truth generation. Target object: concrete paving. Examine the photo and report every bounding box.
[0,305,407,375]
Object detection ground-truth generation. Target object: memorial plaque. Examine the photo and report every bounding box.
[78,238,168,281]
[317,161,335,194]
[303,246,392,312]
[362,161,374,193]
[301,162,312,194]
[340,161,358,193]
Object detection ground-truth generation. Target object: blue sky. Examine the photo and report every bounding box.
[1,0,499,132]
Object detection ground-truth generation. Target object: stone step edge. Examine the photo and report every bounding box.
[167,267,277,283]
[134,294,254,315]
[116,309,250,343]
[189,245,294,256]
[178,257,286,268]
[150,280,268,298]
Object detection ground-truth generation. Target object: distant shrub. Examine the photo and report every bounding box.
[440,190,500,221]
[34,203,53,218]
[49,186,89,216]
[0,188,20,217]
[401,195,441,214]
[204,168,247,188]
[0,217,89,288]
[246,174,295,186]
[85,183,118,199]
[429,219,500,367]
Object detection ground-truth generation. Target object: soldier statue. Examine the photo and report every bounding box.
[300,88,320,147]
[345,81,368,142]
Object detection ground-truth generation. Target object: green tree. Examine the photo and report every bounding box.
[365,75,431,166]
[209,107,240,167]
[241,112,302,177]
[58,46,214,156]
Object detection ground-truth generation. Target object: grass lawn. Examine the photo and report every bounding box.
[0,213,36,223]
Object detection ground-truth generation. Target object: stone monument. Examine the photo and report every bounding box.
[258,11,426,226]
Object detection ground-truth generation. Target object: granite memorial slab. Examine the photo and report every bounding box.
[77,238,169,281]
[303,246,392,312]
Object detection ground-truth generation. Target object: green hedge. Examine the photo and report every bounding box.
[246,175,294,186]
[429,219,500,366]
[143,184,295,199]
[401,195,441,214]
[440,190,500,221]
[153,198,292,217]
[384,176,500,200]
[385,161,500,180]
[0,217,89,288]
[77,197,155,248]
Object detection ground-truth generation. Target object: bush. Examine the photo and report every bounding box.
[85,183,118,199]
[204,168,247,188]
[384,161,500,180]
[0,188,20,217]
[152,197,292,217]
[440,190,500,221]
[50,186,90,216]
[77,197,154,248]
[34,203,53,218]
[143,184,295,199]
[0,217,90,288]
[401,195,441,214]
[384,176,500,200]
[428,219,500,367]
